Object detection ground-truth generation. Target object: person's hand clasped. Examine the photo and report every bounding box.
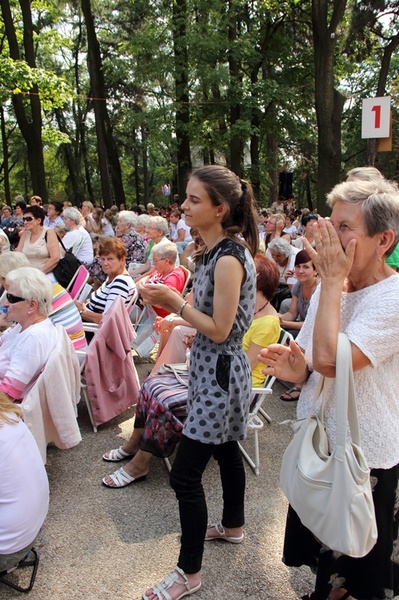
[304,218,356,284]
[137,280,179,313]
[258,340,308,384]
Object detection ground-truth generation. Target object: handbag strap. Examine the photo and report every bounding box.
[335,332,361,451]
[310,333,361,454]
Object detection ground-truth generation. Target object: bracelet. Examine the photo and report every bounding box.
[176,300,188,317]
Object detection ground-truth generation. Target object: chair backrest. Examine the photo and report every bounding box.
[179,265,191,296]
[67,264,90,299]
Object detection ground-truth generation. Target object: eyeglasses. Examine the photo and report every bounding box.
[23,216,34,222]
[6,292,26,304]
[153,257,166,263]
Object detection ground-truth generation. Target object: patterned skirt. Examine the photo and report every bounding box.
[134,372,189,458]
[283,464,399,599]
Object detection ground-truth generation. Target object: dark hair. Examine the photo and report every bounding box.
[99,237,127,260]
[23,205,45,225]
[254,254,279,301]
[190,165,259,256]
[294,249,313,267]
[49,201,63,215]
[301,212,319,227]
[15,200,26,211]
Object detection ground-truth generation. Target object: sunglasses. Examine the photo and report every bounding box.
[23,216,34,222]
[6,292,26,304]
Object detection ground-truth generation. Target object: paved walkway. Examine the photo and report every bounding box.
[2,364,314,599]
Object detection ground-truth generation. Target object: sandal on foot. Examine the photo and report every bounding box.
[102,446,134,462]
[142,566,201,600]
[102,467,147,488]
[205,522,244,544]
[280,386,301,402]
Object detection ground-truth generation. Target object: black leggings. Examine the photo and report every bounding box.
[170,434,245,574]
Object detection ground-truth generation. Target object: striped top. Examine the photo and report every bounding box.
[87,274,135,314]
[49,283,87,351]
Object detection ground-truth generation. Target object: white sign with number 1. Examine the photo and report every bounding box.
[361,96,391,139]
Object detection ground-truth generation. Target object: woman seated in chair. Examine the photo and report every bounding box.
[278,250,319,402]
[75,237,136,325]
[133,242,188,320]
[0,253,86,352]
[0,267,58,402]
[102,254,280,487]
[0,392,49,572]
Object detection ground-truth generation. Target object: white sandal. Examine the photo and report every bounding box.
[142,567,201,600]
[102,446,134,462]
[102,467,147,488]
[205,522,244,544]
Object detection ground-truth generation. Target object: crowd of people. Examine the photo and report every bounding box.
[1,167,399,600]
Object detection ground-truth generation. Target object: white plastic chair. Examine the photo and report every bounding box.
[238,329,294,475]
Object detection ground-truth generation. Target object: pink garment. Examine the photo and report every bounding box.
[85,296,140,426]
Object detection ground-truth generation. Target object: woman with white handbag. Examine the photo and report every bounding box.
[259,176,399,600]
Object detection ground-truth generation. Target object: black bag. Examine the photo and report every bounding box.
[48,232,82,289]
[271,283,292,311]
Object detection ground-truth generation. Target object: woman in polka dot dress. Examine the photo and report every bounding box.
[139,165,259,600]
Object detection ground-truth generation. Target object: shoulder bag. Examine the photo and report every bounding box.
[279,332,377,557]
[48,232,82,289]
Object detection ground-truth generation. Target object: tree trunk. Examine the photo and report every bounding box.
[367,32,399,166]
[228,0,243,177]
[312,0,347,215]
[81,0,125,208]
[173,0,192,203]
[1,0,48,200]
[0,107,11,204]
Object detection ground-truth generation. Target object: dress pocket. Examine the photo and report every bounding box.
[216,354,231,392]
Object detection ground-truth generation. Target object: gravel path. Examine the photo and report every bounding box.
[2,364,315,599]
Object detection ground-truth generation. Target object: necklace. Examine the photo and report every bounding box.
[254,301,269,315]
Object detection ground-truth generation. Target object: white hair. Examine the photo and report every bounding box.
[6,267,53,315]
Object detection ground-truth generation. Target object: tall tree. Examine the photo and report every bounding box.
[1,0,48,200]
[81,0,125,207]
[312,0,347,215]
[173,0,192,202]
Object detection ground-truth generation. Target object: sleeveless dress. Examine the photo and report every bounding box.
[184,238,256,444]
[21,229,50,270]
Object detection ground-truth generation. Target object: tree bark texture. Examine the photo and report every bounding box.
[173,0,192,203]
[312,0,347,215]
[1,0,48,200]
[81,0,125,208]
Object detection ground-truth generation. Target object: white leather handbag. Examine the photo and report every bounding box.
[280,332,378,557]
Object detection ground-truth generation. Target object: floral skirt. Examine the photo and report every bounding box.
[134,372,189,458]
[283,464,399,599]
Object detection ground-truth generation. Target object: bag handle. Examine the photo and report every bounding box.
[310,333,361,453]
[335,332,361,451]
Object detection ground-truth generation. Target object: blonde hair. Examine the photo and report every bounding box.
[0,391,22,425]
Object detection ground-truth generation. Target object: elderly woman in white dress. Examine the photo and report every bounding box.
[259,176,399,600]
[0,267,58,401]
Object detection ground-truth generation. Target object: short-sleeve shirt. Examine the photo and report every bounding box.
[87,274,136,314]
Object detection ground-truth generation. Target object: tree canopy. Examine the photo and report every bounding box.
[0,0,398,213]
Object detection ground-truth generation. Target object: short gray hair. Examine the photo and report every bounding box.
[118,210,137,228]
[0,252,29,279]
[137,214,151,228]
[149,215,169,236]
[327,178,399,253]
[6,267,53,315]
[346,166,384,182]
[62,207,81,225]
[268,237,293,257]
[152,241,178,264]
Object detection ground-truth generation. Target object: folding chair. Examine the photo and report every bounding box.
[238,329,294,475]
[0,547,39,593]
[66,264,90,299]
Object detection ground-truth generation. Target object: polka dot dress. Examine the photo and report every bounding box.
[183,238,256,444]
